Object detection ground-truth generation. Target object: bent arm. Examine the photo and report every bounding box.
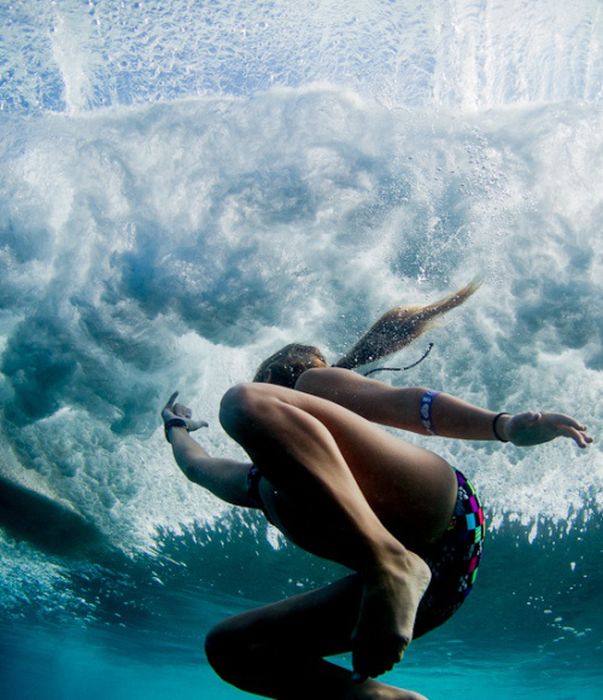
[168,427,256,507]
[295,367,592,447]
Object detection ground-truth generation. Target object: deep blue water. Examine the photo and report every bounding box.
[1,1,602,698]
[1,518,602,698]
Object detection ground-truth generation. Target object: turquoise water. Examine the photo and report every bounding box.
[1,1,602,698]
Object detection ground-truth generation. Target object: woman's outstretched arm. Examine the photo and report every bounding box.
[162,392,255,507]
[295,368,592,448]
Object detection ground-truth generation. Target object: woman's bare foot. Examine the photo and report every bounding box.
[352,549,432,679]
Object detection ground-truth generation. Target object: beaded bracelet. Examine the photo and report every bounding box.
[420,390,440,435]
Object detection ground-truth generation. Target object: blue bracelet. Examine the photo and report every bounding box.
[420,390,440,434]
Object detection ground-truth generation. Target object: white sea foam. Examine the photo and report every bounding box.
[0,90,601,552]
[0,2,602,555]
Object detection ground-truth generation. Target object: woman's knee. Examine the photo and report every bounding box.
[219,383,261,434]
[219,382,286,439]
[205,618,269,686]
[293,366,324,393]
[205,619,244,679]
[204,623,225,670]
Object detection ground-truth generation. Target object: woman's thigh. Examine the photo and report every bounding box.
[220,382,457,543]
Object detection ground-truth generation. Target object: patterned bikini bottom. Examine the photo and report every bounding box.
[416,467,486,634]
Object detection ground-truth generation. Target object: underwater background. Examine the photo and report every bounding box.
[1,1,602,698]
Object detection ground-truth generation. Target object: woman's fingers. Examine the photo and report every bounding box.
[162,392,207,430]
[165,391,179,410]
[547,414,591,447]
[173,402,192,419]
[560,424,592,448]
[189,419,209,432]
[508,412,592,447]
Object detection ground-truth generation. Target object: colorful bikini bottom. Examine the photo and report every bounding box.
[416,467,486,633]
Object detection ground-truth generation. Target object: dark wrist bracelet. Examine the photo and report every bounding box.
[164,417,188,443]
[492,412,511,442]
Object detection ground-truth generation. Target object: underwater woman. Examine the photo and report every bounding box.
[161,281,592,700]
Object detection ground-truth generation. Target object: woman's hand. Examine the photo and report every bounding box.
[162,391,208,432]
[503,411,593,448]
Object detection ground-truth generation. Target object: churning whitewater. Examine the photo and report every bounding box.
[0,2,602,699]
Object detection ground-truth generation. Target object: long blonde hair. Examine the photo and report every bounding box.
[253,280,480,387]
